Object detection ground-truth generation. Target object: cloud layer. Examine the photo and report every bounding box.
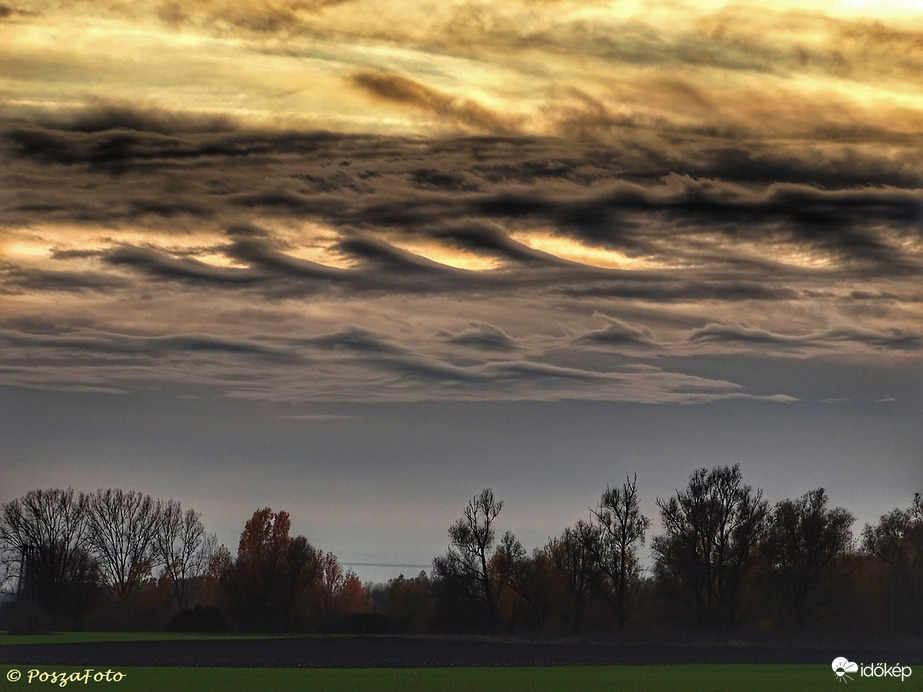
[1,0,921,406]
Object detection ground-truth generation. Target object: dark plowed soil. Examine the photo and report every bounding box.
[2,636,922,667]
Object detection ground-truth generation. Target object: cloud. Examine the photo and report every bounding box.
[562,280,803,303]
[433,222,575,265]
[103,246,266,285]
[301,326,406,355]
[38,99,239,135]
[281,413,356,421]
[0,4,38,20]
[225,236,350,282]
[155,0,354,34]
[687,323,922,352]
[2,95,920,406]
[564,318,923,361]
[573,317,659,348]
[438,322,520,351]
[410,168,480,192]
[0,327,292,360]
[1,261,128,294]
[4,117,920,295]
[0,313,803,405]
[350,71,519,134]
[334,236,461,275]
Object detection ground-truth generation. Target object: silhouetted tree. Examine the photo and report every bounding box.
[224,507,375,631]
[547,520,600,632]
[284,534,320,622]
[154,500,215,611]
[591,474,651,630]
[312,550,367,625]
[489,529,529,630]
[510,549,557,632]
[762,488,854,628]
[230,507,306,630]
[199,543,233,609]
[373,571,433,632]
[862,493,923,632]
[433,489,513,629]
[0,488,99,622]
[85,489,160,600]
[653,464,768,629]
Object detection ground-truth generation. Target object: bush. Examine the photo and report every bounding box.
[5,599,55,634]
[166,605,233,633]
[345,611,391,634]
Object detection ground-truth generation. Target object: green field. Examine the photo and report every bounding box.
[1,634,919,691]
[0,664,918,691]
[0,664,819,692]
[0,632,292,646]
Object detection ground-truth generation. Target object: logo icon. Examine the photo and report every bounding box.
[832,657,859,683]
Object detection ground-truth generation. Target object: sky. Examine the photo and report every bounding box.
[1,0,921,584]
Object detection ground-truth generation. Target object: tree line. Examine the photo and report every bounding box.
[1,465,921,638]
[0,490,364,632]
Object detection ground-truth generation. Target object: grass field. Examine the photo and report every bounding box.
[0,664,834,691]
[0,664,918,691]
[0,632,292,646]
[1,633,919,690]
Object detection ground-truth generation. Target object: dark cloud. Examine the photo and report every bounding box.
[2,108,920,407]
[351,71,518,134]
[563,280,802,303]
[0,4,36,20]
[0,261,127,294]
[694,146,923,189]
[687,323,922,352]
[0,326,294,361]
[573,318,659,348]
[39,100,239,135]
[0,307,802,404]
[301,327,406,355]
[438,322,519,351]
[410,168,480,192]
[335,236,463,275]
[3,119,365,177]
[103,246,266,285]
[433,222,554,264]
[4,112,921,310]
[5,118,921,232]
[156,0,353,34]
[225,238,347,280]
[849,290,923,302]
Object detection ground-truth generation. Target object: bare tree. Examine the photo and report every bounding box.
[85,488,161,599]
[489,529,528,628]
[863,492,923,629]
[154,500,215,610]
[591,474,651,630]
[653,464,768,629]
[547,519,600,632]
[762,488,854,628]
[0,488,97,616]
[433,488,506,623]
